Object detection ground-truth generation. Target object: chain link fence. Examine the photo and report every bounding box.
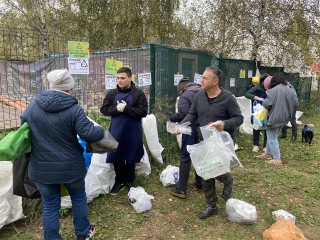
[0,29,315,135]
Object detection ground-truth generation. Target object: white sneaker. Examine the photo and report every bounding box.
[263,147,267,152]
[234,143,238,151]
[252,146,259,152]
[85,225,95,240]
[77,225,95,240]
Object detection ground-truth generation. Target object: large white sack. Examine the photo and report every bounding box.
[142,114,164,164]
[0,162,24,229]
[90,153,115,194]
[236,96,252,134]
[136,145,151,175]
[61,165,103,209]
[287,111,303,126]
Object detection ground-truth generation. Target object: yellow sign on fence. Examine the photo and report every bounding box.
[68,41,90,58]
[105,58,123,74]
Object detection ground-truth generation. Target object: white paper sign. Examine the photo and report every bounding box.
[138,73,152,87]
[230,78,235,87]
[194,73,202,84]
[248,70,253,78]
[174,74,184,86]
[68,58,89,75]
[105,74,117,89]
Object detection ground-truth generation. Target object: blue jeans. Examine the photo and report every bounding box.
[266,127,282,159]
[35,178,90,240]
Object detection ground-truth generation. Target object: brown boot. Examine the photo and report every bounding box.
[266,159,282,165]
[255,153,272,159]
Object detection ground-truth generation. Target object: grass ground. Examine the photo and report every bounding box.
[0,99,319,240]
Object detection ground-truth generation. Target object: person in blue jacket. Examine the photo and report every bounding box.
[169,77,202,199]
[100,67,148,195]
[21,69,104,240]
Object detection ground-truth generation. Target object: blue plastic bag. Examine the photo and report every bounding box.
[78,137,93,169]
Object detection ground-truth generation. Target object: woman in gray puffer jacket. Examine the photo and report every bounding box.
[259,72,298,165]
[21,69,104,240]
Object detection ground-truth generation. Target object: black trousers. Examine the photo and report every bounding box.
[113,161,136,184]
[178,154,203,192]
[203,172,233,207]
[253,129,267,147]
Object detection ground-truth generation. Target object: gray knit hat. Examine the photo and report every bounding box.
[47,69,75,90]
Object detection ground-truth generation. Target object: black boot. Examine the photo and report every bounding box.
[110,182,125,195]
[198,205,218,219]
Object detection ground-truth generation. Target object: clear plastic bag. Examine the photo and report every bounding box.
[200,126,242,168]
[226,198,257,224]
[128,187,154,213]
[187,126,242,180]
[272,209,296,223]
[166,121,192,135]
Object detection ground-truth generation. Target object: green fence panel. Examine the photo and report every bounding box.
[219,58,256,96]
[259,66,284,75]
[151,44,213,139]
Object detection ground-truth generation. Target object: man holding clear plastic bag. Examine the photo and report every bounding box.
[168,77,202,199]
[173,66,243,220]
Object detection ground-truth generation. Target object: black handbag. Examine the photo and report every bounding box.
[12,153,41,199]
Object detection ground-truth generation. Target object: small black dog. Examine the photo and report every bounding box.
[302,125,314,144]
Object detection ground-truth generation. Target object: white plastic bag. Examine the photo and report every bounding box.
[226,198,257,224]
[128,187,154,213]
[159,165,179,187]
[252,103,268,130]
[142,114,164,164]
[135,145,151,175]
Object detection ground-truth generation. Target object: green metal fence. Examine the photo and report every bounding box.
[0,29,315,135]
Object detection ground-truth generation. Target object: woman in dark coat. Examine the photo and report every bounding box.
[22,69,104,240]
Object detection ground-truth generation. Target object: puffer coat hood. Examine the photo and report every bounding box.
[21,90,104,184]
[36,90,78,113]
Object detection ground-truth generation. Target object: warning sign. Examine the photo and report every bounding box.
[68,58,89,75]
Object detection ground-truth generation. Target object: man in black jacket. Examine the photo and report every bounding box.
[169,77,202,199]
[177,66,243,219]
[100,67,148,195]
